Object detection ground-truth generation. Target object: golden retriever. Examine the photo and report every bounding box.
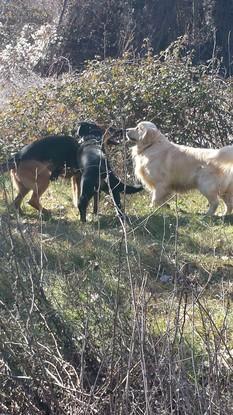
[126,121,233,215]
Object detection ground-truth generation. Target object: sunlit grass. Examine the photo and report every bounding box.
[0,179,233,348]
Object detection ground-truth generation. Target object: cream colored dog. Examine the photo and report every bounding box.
[126,121,233,215]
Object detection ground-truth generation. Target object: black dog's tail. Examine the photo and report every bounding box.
[109,172,143,194]
[0,157,19,174]
[121,182,143,194]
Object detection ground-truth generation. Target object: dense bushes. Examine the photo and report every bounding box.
[0,51,232,160]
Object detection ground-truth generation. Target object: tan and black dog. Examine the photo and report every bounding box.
[0,135,82,215]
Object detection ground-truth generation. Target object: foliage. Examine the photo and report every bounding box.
[0,52,232,160]
[0,0,62,105]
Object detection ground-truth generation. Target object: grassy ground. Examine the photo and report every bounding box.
[0,177,233,414]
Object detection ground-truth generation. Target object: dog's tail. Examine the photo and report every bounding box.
[212,145,233,165]
[121,182,143,194]
[0,157,19,174]
[109,172,143,194]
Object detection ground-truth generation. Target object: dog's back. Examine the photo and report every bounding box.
[19,135,80,169]
[0,135,82,178]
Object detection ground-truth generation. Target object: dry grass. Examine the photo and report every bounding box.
[0,177,233,414]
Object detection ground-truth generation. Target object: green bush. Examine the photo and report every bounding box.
[0,52,232,160]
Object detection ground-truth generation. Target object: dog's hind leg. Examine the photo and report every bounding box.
[202,193,219,216]
[10,169,30,214]
[222,193,233,215]
[206,199,219,215]
[206,200,219,215]
[151,186,171,208]
[28,172,50,214]
[199,186,219,216]
[71,174,81,208]
[13,188,30,214]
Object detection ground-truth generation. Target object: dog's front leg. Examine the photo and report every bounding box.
[205,199,219,216]
[222,194,233,216]
[93,191,99,215]
[150,190,157,207]
[150,186,171,208]
[78,174,96,222]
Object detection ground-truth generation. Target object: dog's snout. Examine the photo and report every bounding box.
[126,129,131,140]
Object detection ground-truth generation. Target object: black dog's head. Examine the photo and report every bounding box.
[76,121,103,139]
[74,121,123,145]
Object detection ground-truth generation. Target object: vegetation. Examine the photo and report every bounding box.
[0,48,233,413]
[0,49,232,157]
[0,0,233,412]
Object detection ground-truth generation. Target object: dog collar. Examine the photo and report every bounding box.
[135,142,155,155]
[78,134,102,144]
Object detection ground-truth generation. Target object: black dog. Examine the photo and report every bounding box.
[74,121,143,222]
[0,135,81,214]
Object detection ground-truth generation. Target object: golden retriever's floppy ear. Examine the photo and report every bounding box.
[141,127,159,146]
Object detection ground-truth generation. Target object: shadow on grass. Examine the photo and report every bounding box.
[222,214,233,225]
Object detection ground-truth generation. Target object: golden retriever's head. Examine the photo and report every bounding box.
[126,121,163,151]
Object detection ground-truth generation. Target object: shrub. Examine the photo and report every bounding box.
[0,52,232,158]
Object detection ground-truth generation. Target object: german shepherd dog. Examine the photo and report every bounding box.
[74,121,143,222]
[0,135,81,215]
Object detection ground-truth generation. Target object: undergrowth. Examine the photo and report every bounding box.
[0,178,232,414]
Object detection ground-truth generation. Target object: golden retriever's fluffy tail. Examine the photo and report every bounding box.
[214,145,233,165]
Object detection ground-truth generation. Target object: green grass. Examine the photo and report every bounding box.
[1,181,232,301]
[1,178,233,290]
[0,177,233,413]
